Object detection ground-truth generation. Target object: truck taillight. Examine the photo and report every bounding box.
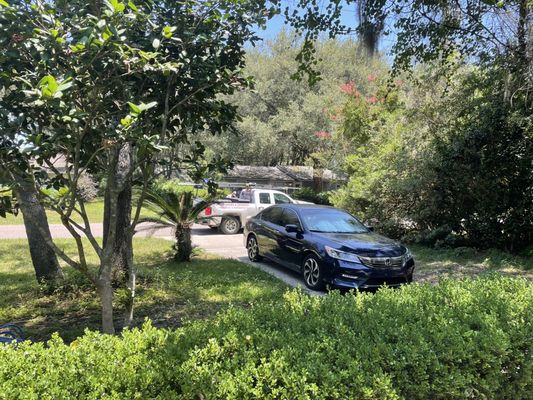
[204,207,212,216]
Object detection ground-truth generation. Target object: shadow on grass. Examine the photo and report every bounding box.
[411,244,533,284]
[0,249,288,342]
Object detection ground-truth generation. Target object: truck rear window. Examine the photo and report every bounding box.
[259,193,271,204]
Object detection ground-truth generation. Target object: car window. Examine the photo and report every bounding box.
[258,192,271,204]
[300,208,368,233]
[274,193,292,204]
[280,209,302,230]
[257,208,271,221]
[261,206,284,225]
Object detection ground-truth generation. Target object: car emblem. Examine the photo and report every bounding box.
[385,258,391,266]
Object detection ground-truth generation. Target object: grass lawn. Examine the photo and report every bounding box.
[1,235,531,343]
[0,198,159,226]
[0,200,105,225]
[0,238,288,342]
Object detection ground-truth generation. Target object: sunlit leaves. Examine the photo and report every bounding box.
[127,0,138,12]
[105,0,125,13]
[162,25,177,39]
[38,75,59,98]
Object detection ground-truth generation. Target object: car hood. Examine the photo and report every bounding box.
[317,232,406,257]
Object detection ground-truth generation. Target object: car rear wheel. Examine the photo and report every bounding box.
[246,235,262,261]
[220,216,241,234]
[302,254,325,291]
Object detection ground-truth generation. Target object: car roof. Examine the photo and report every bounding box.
[279,203,336,211]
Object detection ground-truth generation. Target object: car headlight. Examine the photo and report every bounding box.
[325,246,360,263]
[403,248,413,263]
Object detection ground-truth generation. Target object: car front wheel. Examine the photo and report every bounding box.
[246,235,262,261]
[302,254,325,291]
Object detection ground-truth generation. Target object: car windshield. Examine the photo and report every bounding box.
[301,209,368,233]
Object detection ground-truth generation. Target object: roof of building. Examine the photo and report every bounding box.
[277,165,314,181]
[224,165,294,182]
[224,165,346,182]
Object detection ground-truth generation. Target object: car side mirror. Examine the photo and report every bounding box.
[366,226,374,232]
[285,224,301,233]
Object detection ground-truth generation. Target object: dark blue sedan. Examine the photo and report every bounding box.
[243,204,415,291]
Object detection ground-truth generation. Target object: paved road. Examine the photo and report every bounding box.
[0,222,173,240]
[0,222,319,294]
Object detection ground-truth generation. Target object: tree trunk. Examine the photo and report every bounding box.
[103,182,133,285]
[15,182,64,286]
[175,224,192,262]
[97,275,115,334]
[102,143,136,329]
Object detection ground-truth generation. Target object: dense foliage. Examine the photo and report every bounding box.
[207,29,531,253]
[0,0,274,332]
[1,277,531,399]
[332,65,532,252]
[291,187,332,205]
[200,34,386,167]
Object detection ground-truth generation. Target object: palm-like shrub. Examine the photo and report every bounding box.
[140,189,211,261]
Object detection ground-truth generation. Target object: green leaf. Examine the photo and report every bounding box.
[127,0,138,11]
[57,79,73,92]
[97,19,106,29]
[120,116,132,126]
[106,0,125,13]
[138,50,153,61]
[127,102,141,115]
[138,101,158,111]
[38,75,58,98]
[162,26,175,39]
[0,0,9,7]
[152,38,160,49]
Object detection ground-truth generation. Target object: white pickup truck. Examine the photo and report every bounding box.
[197,189,309,234]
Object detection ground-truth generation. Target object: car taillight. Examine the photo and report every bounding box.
[204,207,212,216]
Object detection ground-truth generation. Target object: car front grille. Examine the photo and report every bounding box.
[358,255,405,269]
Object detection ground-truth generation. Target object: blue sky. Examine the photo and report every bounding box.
[255,4,357,41]
[252,2,396,57]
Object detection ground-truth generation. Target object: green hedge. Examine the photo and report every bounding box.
[292,187,332,205]
[1,277,531,399]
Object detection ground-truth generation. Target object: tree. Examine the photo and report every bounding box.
[274,0,531,252]
[141,189,211,262]
[0,137,64,286]
[0,0,270,333]
[200,33,387,167]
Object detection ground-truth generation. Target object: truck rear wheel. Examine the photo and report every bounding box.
[220,216,241,234]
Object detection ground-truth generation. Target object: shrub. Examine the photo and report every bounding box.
[152,178,229,200]
[402,225,462,247]
[374,219,408,239]
[1,277,531,399]
[292,187,332,205]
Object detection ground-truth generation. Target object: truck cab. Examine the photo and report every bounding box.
[197,189,309,234]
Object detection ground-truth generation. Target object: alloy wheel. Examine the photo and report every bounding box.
[303,257,320,287]
[248,237,258,260]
